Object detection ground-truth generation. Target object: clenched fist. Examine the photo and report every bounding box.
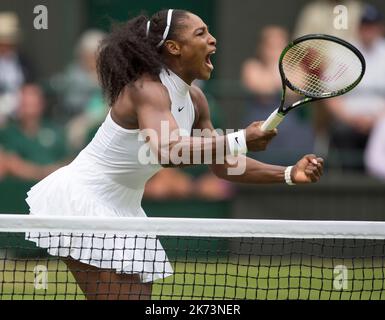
[291,154,324,184]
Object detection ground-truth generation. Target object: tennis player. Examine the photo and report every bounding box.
[25,9,323,300]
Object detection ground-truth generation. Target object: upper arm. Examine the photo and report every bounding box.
[132,81,179,133]
[121,80,182,161]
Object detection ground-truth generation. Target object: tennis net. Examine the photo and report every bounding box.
[0,214,385,300]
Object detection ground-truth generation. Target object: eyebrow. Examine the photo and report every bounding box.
[194,25,209,33]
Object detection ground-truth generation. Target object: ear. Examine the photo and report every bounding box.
[164,40,181,56]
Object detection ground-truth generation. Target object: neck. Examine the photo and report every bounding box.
[169,67,194,85]
[164,59,194,85]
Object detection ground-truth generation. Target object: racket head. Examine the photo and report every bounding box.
[279,34,366,100]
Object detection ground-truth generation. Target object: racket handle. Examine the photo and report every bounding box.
[261,109,285,131]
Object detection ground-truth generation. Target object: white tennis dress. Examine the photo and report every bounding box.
[25,69,195,283]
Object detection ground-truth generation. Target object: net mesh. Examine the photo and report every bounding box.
[282,38,363,96]
[1,215,385,300]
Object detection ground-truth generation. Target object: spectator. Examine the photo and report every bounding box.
[293,1,365,158]
[144,168,194,200]
[242,26,286,97]
[50,29,106,119]
[0,84,69,181]
[364,115,385,179]
[241,26,315,164]
[325,4,385,171]
[293,0,363,42]
[49,30,107,151]
[0,12,34,125]
[144,166,234,201]
[2,151,61,182]
[0,147,7,180]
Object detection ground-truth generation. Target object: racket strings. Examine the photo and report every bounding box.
[282,39,363,97]
[285,49,344,94]
[285,43,343,93]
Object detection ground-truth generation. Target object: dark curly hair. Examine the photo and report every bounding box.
[97,9,190,106]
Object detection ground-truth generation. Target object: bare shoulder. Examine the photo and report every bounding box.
[111,74,171,129]
[124,74,171,107]
[189,85,209,110]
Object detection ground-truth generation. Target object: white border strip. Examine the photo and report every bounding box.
[0,215,385,239]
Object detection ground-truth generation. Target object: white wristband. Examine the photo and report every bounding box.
[227,130,248,156]
[285,166,296,186]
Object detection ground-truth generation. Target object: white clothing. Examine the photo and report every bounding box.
[364,116,385,180]
[341,39,385,117]
[25,68,195,282]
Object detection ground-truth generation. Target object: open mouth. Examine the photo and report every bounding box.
[205,50,216,70]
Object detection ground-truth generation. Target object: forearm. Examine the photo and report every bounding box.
[159,135,231,168]
[210,156,286,184]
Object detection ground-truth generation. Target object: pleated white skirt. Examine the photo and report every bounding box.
[25,165,173,283]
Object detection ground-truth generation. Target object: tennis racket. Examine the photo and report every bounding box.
[261,34,366,131]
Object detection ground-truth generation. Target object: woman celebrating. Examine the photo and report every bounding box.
[26,9,323,300]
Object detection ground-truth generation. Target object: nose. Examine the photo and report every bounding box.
[208,33,217,46]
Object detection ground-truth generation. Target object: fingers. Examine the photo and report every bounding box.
[304,154,318,163]
[267,130,277,140]
[307,156,324,166]
[316,157,324,176]
[305,162,324,182]
[302,155,324,182]
[254,122,278,136]
[305,155,324,175]
[259,125,278,136]
[260,127,277,139]
[263,130,277,145]
[305,169,318,182]
[309,162,323,179]
[246,121,278,152]
[305,165,319,182]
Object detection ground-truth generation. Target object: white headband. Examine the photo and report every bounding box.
[156,9,174,48]
[146,20,151,37]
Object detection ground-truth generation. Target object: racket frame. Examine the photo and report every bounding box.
[277,34,366,116]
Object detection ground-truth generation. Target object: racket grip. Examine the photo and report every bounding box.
[261,109,285,131]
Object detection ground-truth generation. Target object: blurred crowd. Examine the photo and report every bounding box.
[0,1,384,207]
[0,12,107,187]
[0,10,231,201]
[241,0,385,180]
